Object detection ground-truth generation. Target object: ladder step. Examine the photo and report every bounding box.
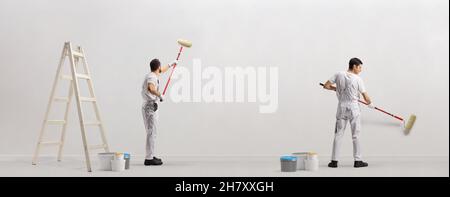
[80,97,96,102]
[39,141,62,146]
[60,75,72,81]
[76,74,90,80]
[60,74,90,80]
[46,120,66,125]
[54,97,69,102]
[84,121,101,126]
[89,144,106,150]
[72,51,84,58]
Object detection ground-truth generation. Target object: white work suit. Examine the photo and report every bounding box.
[329,71,367,161]
[141,72,160,160]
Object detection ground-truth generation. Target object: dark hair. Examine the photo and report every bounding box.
[348,57,363,70]
[150,58,161,72]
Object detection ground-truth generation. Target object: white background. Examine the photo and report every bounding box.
[0,0,448,158]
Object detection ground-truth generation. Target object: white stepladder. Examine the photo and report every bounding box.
[32,42,110,172]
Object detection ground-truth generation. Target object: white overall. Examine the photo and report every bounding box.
[142,72,159,160]
[329,71,366,161]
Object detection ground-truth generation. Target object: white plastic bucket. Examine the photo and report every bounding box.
[111,159,126,172]
[292,152,308,170]
[305,153,319,171]
[98,152,115,171]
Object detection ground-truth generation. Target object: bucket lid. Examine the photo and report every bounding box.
[292,152,309,155]
[98,152,115,155]
[280,156,297,161]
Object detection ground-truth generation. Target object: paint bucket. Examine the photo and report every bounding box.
[280,156,297,172]
[124,153,131,170]
[111,159,125,172]
[305,152,319,171]
[98,152,115,171]
[292,152,308,170]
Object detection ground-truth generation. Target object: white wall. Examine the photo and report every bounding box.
[0,0,448,157]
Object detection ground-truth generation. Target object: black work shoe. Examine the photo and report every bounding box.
[354,161,368,168]
[144,159,163,166]
[153,157,162,161]
[328,160,338,168]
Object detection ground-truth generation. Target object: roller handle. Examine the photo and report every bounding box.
[319,83,404,121]
[162,46,183,95]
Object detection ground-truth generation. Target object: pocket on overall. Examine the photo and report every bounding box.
[145,102,158,113]
[153,103,158,112]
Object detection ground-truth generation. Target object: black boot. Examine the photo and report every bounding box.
[328,160,338,168]
[354,161,368,168]
[144,158,163,166]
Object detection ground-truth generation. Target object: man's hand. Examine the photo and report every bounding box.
[367,103,375,109]
[169,60,178,68]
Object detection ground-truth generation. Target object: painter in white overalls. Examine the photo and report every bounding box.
[323,58,372,168]
[141,58,177,166]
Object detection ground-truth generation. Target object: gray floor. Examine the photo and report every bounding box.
[0,155,448,177]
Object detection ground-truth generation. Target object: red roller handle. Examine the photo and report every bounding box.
[357,99,404,121]
[162,46,183,95]
[319,83,404,121]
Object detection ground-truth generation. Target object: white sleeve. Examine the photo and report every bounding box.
[147,76,158,87]
[358,78,367,93]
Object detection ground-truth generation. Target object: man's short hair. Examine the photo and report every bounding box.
[349,57,363,70]
[150,58,161,72]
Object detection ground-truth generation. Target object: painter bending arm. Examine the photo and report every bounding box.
[160,60,178,73]
[323,80,337,91]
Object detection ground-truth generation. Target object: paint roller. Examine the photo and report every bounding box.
[162,39,192,96]
[319,83,416,135]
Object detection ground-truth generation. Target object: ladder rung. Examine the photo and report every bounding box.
[54,97,69,102]
[72,51,84,57]
[84,121,101,126]
[89,144,106,150]
[80,97,96,102]
[46,120,66,125]
[76,74,90,80]
[39,141,62,146]
[60,75,72,80]
[61,74,90,80]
